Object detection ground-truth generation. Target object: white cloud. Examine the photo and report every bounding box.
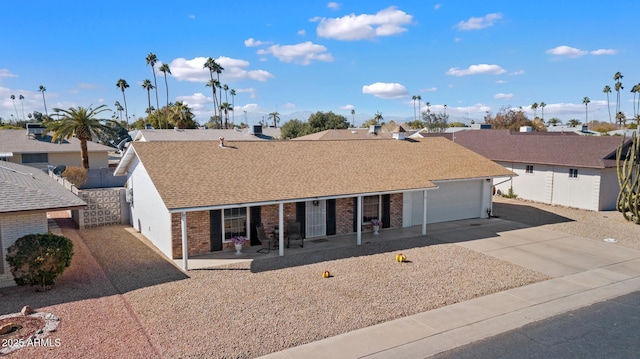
[188,15,195,20]
[340,104,355,110]
[362,82,408,99]
[494,93,513,99]
[237,103,263,112]
[297,29,306,36]
[281,102,296,109]
[0,69,17,78]
[546,45,587,58]
[455,13,502,31]
[510,70,525,76]
[446,64,506,76]
[496,80,507,84]
[327,2,340,10]
[169,56,274,83]
[244,38,268,47]
[434,4,441,10]
[591,48,618,55]
[257,41,333,65]
[314,6,413,41]
[454,37,462,42]
[235,88,257,99]
[421,87,438,92]
[76,82,96,90]
[175,92,212,118]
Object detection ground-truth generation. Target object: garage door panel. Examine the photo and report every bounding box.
[427,181,482,223]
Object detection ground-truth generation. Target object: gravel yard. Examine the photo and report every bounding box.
[1,199,638,358]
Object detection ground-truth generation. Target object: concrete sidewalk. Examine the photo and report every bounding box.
[260,223,640,359]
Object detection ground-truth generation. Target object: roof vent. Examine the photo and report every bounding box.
[144,123,154,130]
[392,125,406,140]
[219,137,225,148]
[26,123,46,138]
[519,126,532,133]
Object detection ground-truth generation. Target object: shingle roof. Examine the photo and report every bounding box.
[0,130,114,154]
[133,128,280,142]
[446,130,629,168]
[118,138,513,210]
[0,162,86,213]
[293,128,393,140]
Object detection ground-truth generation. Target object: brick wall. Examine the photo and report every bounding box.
[336,198,355,234]
[260,203,296,235]
[390,193,403,228]
[0,212,48,287]
[171,211,212,259]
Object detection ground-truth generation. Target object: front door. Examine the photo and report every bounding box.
[305,200,326,238]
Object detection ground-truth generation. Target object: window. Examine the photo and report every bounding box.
[569,168,578,178]
[224,208,247,241]
[21,153,48,163]
[525,165,534,174]
[363,195,380,223]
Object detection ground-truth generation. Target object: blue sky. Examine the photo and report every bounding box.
[1,1,639,126]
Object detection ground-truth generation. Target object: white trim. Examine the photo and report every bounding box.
[181,212,188,270]
[278,203,284,256]
[356,195,362,245]
[422,190,428,235]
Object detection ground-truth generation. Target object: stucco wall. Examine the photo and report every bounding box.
[10,151,109,170]
[0,212,48,288]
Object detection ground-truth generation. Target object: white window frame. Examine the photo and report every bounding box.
[223,207,247,242]
[362,195,381,224]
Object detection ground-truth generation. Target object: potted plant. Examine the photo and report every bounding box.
[231,235,247,255]
[370,219,382,235]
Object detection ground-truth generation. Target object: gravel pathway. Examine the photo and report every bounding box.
[2,199,638,358]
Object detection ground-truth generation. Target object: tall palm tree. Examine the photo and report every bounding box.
[530,102,538,119]
[411,95,417,121]
[567,119,581,127]
[10,95,19,120]
[142,79,154,116]
[351,108,356,126]
[205,79,220,128]
[114,101,124,121]
[416,95,422,120]
[539,102,546,121]
[374,111,383,125]
[145,52,160,118]
[159,63,171,129]
[19,95,25,120]
[631,83,640,119]
[38,85,48,116]
[614,72,624,128]
[116,79,130,126]
[203,57,220,125]
[583,96,590,127]
[425,102,431,114]
[443,104,448,117]
[220,102,233,128]
[230,89,236,123]
[603,85,612,123]
[269,111,280,128]
[46,105,113,169]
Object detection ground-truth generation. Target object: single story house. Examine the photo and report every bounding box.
[114,137,513,269]
[131,126,280,142]
[433,129,632,211]
[0,161,86,287]
[0,128,113,170]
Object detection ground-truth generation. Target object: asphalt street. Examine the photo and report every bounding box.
[432,291,640,359]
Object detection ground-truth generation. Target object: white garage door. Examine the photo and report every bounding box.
[406,180,483,225]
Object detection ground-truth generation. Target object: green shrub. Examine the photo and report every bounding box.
[502,187,518,199]
[6,233,74,291]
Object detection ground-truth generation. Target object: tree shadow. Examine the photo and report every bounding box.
[492,201,574,227]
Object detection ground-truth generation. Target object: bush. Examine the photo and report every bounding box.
[6,233,74,291]
[62,166,88,186]
[501,187,518,199]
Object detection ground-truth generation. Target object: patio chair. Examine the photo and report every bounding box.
[286,220,304,248]
[256,224,273,253]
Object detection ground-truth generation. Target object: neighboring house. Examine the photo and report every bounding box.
[0,161,86,287]
[438,130,631,211]
[294,126,393,140]
[130,126,280,142]
[114,137,513,269]
[546,125,600,136]
[0,129,113,170]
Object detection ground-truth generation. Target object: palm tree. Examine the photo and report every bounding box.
[46,105,113,169]
[19,95,25,121]
[351,108,356,126]
[38,85,48,116]
[631,83,640,119]
[10,95,19,120]
[220,102,233,128]
[205,79,220,128]
[203,57,220,125]
[411,95,417,121]
[269,111,280,128]
[614,72,624,128]
[230,89,236,123]
[567,119,581,127]
[425,102,431,114]
[145,52,160,118]
[116,79,130,126]
[416,95,422,120]
[374,111,383,125]
[443,104,448,117]
[530,102,538,119]
[159,63,171,129]
[603,85,612,123]
[583,96,590,127]
[142,79,154,116]
[539,102,546,121]
[114,101,124,121]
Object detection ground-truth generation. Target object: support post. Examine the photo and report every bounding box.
[422,190,428,236]
[278,203,284,256]
[357,195,362,245]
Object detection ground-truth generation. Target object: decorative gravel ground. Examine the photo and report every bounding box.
[1,199,637,358]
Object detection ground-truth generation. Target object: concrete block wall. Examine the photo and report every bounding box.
[0,212,48,288]
[75,188,129,229]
